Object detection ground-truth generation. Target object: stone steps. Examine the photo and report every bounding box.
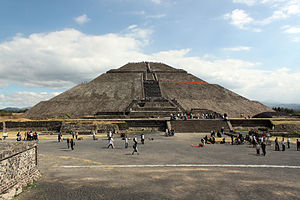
[170,120,230,133]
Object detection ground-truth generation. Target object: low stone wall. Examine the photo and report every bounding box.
[0,142,40,199]
[4,121,62,132]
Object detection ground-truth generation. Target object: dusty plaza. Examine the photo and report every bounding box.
[1,62,300,199]
[8,132,300,200]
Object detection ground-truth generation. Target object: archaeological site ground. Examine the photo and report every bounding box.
[1,62,300,200]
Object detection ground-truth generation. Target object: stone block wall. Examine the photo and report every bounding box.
[4,121,62,132]
[0,142,40,199]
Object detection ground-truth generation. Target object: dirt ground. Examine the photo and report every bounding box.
[11,132,300,200]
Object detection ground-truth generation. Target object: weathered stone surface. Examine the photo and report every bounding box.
[0,142,40,200]
[24,62,273,119]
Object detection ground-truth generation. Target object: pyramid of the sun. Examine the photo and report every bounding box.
[25,62,273,119]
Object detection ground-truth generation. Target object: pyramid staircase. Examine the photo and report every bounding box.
[126,62,185,118]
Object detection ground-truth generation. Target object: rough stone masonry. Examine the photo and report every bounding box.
[0,142,40,200]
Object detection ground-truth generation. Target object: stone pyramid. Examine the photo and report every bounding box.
[24,62,273,119]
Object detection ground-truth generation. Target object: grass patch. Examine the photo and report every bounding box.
[271,121,300,125]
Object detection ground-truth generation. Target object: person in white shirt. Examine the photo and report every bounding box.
[107,137,114,149]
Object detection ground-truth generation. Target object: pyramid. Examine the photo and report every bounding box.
[24,62,273,119]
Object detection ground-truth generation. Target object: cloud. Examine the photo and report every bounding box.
[0,29,299,105]
[125,25,153,44]
[0,92,61,108]
[223,46,252,51]
[228,0,300,29]
[151,0,161,4]
[74,14,90,25]
[283,26,300,34]
[146,14,166,19]
[224,9,254,30]
[0,28,150,89]
[233,0,257,6]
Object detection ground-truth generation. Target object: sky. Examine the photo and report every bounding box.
[0,0,300,108]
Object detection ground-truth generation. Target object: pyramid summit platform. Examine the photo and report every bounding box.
[25,62,273,119]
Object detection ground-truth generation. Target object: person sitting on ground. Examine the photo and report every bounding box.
[211,136,216,144]
[217,131,221,138]
[220,138,226,144]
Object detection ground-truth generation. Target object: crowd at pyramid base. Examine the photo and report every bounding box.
[24,62,273,120]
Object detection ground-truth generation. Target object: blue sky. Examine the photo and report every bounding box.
[0,0,300,108]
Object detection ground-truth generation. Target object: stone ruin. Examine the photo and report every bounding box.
[24,62,273,119]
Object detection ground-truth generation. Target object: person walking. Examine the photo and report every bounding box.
[67,138,70,149]
[107,137,115,149]
[297,139,300,151]
[141,133,145,144]
[71,131,75,139]
[287,137,290,149]
[132,137,139,155]
[256,142,261,155]
[275,137,279,151]
[58,133,61,142]
[70,139,75,150]
[125,135,129,148]
[261,141,266,156]
[281,138,286,151]
[75,132,79,140]
[92,131,96,140]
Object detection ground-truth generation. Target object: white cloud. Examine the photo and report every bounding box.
[233,0,257,6]
[223,46,252,51]
[0,29,299,105]
[0,92,61,108]
[125,25,153,44]
[146,14,166,19]
[229,0,300,29]
[0,28,150,88]
[224,9,254,29]
[74,14,90,25]
[284,26,300,34]
[151,0,161,4]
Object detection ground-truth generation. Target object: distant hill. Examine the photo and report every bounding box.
[1,107,30,111]
[264,103,300,111]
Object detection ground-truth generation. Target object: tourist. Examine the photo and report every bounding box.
[70,139,75,150]
[281,138,286,151]
[220,138,226,144]
[107,137,114,149]
[34,132,38,141]
[275,137,280,151]
[93,131,96,140]
[132,137,139,155]
[30,132,34,141]
[16,132,21,141]
[297,139,300,151]
[125,135,129,148]
[211,136,216,144]
[67,138,70,149]
[58,133,62,142]
[71,131,75,139]
[141,133,145,144]
[256,142,261,155]
[231,135,234,145]
[266,131,270,142]
[75,132,79,140]
[287,138,290,149]
[221,127,224,135]
[261,142,266,156]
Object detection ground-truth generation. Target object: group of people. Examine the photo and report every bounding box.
[16,131,38,141]
[107,131,145,155]
[170,112,222,120]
